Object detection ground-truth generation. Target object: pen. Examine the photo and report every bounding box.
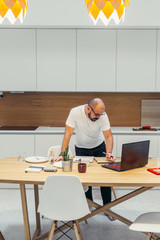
[103,152,113,155]
[103,152,108,155]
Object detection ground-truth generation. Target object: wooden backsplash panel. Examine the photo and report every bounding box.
[0,92,160,127]
[141,100,160,127]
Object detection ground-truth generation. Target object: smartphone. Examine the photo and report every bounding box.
[44,167,57,172]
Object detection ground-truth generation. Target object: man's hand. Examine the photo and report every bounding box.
[54,155,63,162]
[106,152,116,162]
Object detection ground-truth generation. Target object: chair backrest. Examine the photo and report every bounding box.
[38,175,90,221]
[47,145,73,158]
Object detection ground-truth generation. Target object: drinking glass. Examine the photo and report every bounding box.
[18,152,26,162]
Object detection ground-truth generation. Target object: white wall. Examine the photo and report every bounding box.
[1,0,160,27]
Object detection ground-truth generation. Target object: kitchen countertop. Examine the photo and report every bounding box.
[0,126,160,134]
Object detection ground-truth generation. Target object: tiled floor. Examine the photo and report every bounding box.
[0,187,160,240]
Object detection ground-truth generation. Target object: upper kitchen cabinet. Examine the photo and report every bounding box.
[156,30,160,92]
[117,30,156,92]
[77,30,116,92]
[37,29,76,92]
[0,29,36,92]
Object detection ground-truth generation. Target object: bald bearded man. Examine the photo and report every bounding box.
[57,98,116,220]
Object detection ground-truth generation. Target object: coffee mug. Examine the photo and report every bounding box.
[78,163,87,173]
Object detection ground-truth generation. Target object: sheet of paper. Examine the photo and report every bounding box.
[73,156,94,162]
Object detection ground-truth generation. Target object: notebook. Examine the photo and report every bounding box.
[102,140,150,172]
[95,157,111,164]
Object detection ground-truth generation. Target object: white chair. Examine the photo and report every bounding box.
[129,212,160,240]
[38,175,90,240]
[47,145,73,158]
[47,146,88,193]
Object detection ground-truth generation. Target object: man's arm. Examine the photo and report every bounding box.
[55,125,74,161]
[103,129,116,161]
[103,128,113,153]
[61,125,74,152]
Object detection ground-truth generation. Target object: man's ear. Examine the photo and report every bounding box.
[87,105,90,111]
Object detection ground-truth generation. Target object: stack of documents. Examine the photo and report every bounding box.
[25,165,45,173]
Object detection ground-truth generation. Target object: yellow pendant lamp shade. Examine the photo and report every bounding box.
[85,0,129,25]
[0,0,28,24]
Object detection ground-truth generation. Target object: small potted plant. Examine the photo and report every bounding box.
[62,146,73,172]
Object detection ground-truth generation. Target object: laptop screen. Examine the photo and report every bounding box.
[120,140,150,171]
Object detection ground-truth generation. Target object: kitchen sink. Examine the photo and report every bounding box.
[0,126,38,130]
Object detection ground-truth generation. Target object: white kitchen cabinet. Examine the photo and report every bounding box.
[0,134,34,188]
[37,29,76,91]
[77,29,116,92]
[117,30,156,92]
[0,29,36,91]
[116,135,158,158]
[35,134,76,157]
[0,135,34,159]
[156,30,160,92]
[112,135,117,157]
[158,136,160,157]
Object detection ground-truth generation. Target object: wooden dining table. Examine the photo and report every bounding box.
[0,157,160,240]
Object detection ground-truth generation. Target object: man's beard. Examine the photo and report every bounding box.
[88,112,99,122]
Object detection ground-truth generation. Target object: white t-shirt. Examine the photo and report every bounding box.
[66,105,111,149]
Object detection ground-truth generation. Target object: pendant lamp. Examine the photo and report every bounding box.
[85,0,129,25]
[0,0,28,24]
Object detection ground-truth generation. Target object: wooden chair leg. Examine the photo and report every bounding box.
[48,220,56,240]
[146,233,152,240]
[76,221,83,240]
[0,232,5,240]
[74,222,81,240]
[111,187,117,200]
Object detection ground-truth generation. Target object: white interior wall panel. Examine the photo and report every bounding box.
[1,0,160,27]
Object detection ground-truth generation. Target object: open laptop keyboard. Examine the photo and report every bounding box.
[102,162,121,170]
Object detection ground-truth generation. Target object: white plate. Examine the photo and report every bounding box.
[53,161,62,168]
[25,156,49,163]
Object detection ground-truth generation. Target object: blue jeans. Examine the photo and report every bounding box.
[75,141,111,205]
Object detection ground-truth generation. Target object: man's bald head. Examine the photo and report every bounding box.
[86,98,105,122]
[88,98,105,109]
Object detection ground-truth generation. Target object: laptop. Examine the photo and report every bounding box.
[102,140,150,172]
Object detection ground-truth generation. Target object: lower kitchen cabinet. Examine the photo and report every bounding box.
[116,135,158,158]
[0,134,34,160]
[112,135,117,157]
[0,134,34,188]
[158,137,160,158]
[0,133,158,160]
[35,134,76,157]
